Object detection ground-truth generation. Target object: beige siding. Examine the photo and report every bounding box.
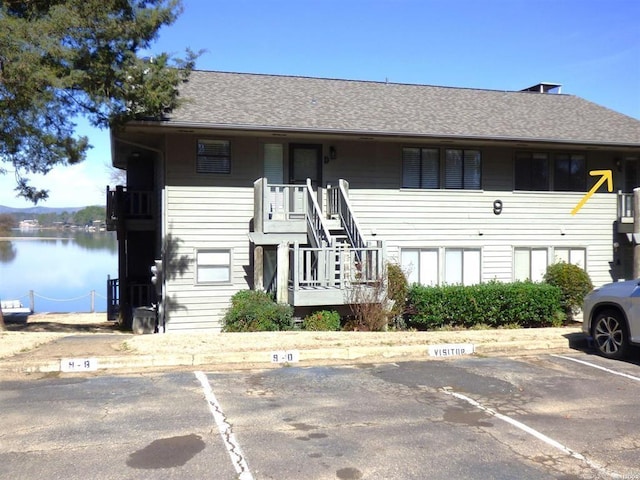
[163,133,262,331]
[348,188,617,287]
[164,185,254,331]
[159,132,624,331]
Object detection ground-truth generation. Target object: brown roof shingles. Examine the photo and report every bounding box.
[167,71,640,146]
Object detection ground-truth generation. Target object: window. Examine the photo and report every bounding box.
[196,249,231,283]
[445,150,481,189]
[263,144,284,184]
[554,154,586,191]
[554,247,586,269]
[197,139,231,174]
[402,148,439,188]
[401,249,438,285]
[514,248,548,282]
[444,248,481,285]
[514,151,586,192]
[514,152,549,191]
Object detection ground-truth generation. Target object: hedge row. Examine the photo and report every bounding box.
[406,281,564,330]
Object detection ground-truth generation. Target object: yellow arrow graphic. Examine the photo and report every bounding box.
[571,170,613,215]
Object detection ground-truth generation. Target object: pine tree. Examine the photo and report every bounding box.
[0,0,198,202]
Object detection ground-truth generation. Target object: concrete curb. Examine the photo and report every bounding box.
[0,335,586,374]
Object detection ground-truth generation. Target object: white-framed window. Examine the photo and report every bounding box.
[554,247,586,269]
[444,248,481,285]
[401,248,438,285]
[196,249,231,284]
[197,139,231,174]
[514,247,548,282]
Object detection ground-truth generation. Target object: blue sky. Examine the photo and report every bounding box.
[1,0,638,208]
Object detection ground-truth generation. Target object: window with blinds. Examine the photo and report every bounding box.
[445,149,481,189]
[197,139,231,174]
[402,148,439,188]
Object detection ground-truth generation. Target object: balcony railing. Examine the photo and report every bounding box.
[106,186,154,230]
[106,277,154,321]
[289,243,384,290]
[618,191,634,219]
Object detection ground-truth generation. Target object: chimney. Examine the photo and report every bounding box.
[521,82,562,94]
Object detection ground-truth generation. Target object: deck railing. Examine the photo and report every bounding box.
[105,277,154,321]
[254,178,309,234]
[618,191,634,219]
[106,186,154,230]
[289,243,384,291]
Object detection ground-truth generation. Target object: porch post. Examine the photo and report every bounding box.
[254,245,264,291]
[276,241,289,304]
[633,188,640,278]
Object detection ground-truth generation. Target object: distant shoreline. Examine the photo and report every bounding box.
[0,236,76,241]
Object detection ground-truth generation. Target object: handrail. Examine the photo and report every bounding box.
[305,178,333,248]
[330,179,367,250]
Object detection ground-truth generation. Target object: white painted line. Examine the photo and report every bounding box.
[552,355,640,383]
[440,387,621,479]
[195,371,254,480]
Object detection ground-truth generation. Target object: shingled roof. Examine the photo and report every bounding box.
[166,70,640,147]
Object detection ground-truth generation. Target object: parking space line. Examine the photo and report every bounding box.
[195,371,254,480]
[439,387,621,479]
[552,355,640,383]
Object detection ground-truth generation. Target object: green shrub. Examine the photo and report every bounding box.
[302,310,341,331]
[543,262,593,321]
[222,290,293,332]
[387,263,409,326]
[406,281,564,330]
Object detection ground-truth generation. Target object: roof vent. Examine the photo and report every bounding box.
[521,82,562,94]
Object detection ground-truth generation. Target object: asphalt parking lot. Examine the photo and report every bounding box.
[2,352,639,479]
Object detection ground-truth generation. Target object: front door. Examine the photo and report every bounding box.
[290,144,322,187]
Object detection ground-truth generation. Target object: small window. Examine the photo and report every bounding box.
[445,150,481,189]
[554,247,586,269]
[444,248,481,285]
[402,148,439,188]
[514,248,548,282]
[197,139,231,174]
[554,154,586,191]
[514,152,549,191]
[196,249,231,283]
[401,248,438,285]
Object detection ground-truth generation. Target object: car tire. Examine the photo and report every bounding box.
[592,309,629,360]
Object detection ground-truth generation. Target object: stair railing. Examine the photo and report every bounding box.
[305,178,333,248]
[328,179,367,251]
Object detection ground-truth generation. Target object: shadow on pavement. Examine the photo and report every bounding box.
[4,319,122,334]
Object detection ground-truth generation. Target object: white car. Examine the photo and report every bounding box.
[582,279,640,359]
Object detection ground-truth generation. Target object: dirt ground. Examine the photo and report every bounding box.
[0,313,123,359]
[0,312,584,361]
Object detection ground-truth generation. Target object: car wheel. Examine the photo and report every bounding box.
[592,309,629,360]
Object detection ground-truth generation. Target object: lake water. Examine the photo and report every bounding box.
[0,230,118,313]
